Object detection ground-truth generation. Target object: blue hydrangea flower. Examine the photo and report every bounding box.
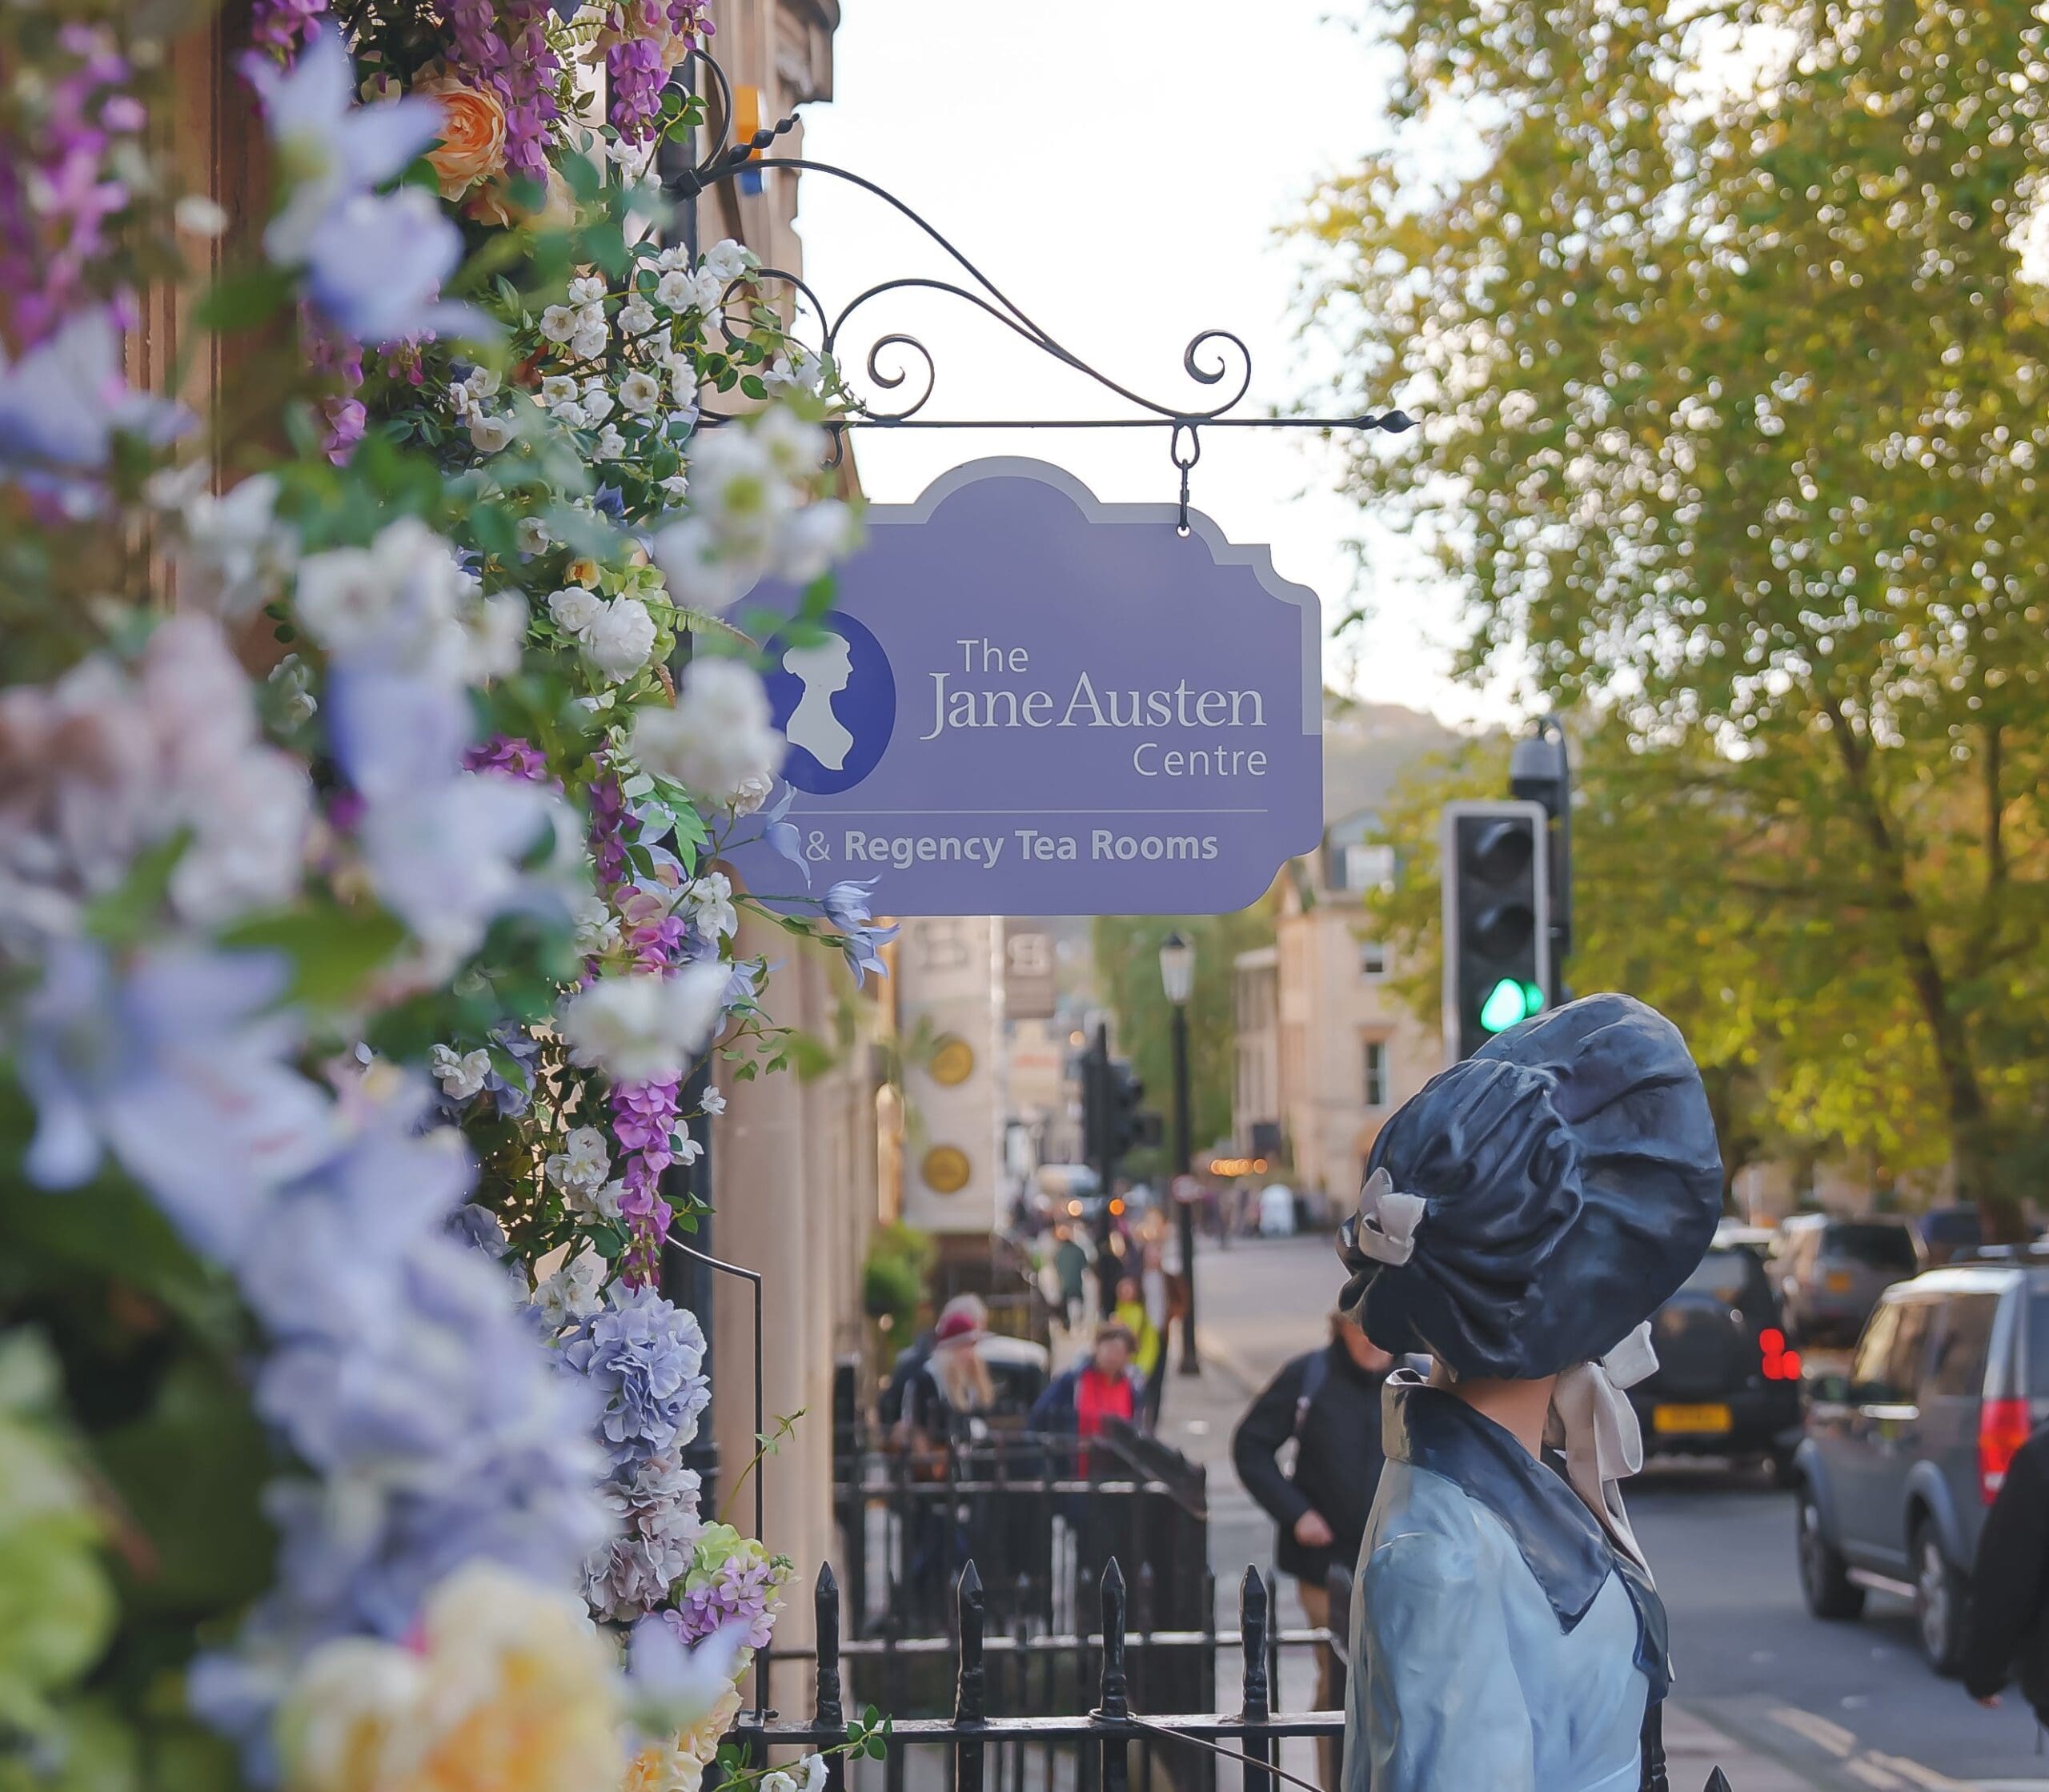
[560,1285,711,1470]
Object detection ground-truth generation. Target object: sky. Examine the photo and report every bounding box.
[790,0,1512,731]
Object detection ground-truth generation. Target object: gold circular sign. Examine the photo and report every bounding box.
[928,1034,976,1088]
[921,1145,972,1194]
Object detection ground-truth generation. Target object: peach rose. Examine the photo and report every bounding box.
[420,78,507,199]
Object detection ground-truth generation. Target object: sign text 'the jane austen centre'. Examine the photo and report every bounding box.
[727,459,1324,917]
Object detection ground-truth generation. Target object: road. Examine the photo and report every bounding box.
[1165,1229,2049,1792]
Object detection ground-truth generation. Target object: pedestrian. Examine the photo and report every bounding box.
[1962,1420,2049,1722]
[1092,1225,1125,1318]
[879,1293,986,1433]
[1232,1307,1396,1770]
[901,1301,995,1456]
[1333,992,1726,1792]
[1029,1320,1141,1453]
[1113,1274,1164,1429]
[1053,1227,1090,1331]
[1141,1241,1173,1419]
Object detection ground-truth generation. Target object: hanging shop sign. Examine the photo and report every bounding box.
[728,459,1323,916]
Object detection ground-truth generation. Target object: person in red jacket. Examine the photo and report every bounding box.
[1030,1322,1140,1469]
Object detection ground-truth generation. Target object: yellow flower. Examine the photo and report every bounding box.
[278,1565,623,1792]
[623,1684,743,1792]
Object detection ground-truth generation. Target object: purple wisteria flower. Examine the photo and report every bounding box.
[464,732,553,783]
[250,0,329,58]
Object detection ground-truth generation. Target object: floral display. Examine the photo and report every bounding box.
[0,2,884,1786]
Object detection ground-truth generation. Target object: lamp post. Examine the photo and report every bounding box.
[1158,930,1200,1376]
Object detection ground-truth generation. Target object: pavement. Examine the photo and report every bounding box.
[1156,1229,2049,1792]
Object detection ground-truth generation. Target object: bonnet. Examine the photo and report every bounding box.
[1337,992,1722,1564]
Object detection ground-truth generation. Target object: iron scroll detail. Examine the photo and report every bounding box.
[668,47,1414,522]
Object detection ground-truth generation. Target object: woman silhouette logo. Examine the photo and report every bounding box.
[764,609,896,796]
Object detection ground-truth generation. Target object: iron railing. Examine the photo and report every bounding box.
[737,1558,1343,1792]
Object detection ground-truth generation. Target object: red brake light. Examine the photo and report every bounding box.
[1979,1397,2031,1504]
[1759,1328,1800,1381]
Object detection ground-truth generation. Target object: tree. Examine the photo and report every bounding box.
[1092,908,1274,1173]
[1298,0,2049,1229]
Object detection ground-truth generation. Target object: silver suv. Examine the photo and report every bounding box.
[1777,1214,1923,1346]
[1793,1263,2049,1673]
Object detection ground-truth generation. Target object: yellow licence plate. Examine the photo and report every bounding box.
[1653,1403,1733,1435]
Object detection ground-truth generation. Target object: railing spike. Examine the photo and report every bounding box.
[814,1563,844,1732]
[1098,1556,1129,1720]
[1239,1565,1271,1724]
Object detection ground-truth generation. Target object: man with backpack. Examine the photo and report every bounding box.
[1231,1309,1395,1774]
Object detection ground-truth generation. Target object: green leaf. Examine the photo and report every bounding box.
[219,900,407,1011]
[81,830,191,948]
[191,266,295,332]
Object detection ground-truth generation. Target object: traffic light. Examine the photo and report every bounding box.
[1081,1029,1163,1180]
[1109,1060,1162,1161]
[1442,800,1551,1062]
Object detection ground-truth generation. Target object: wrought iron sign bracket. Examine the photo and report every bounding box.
[669,50,1414,533]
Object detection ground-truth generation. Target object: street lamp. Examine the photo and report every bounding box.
[1158,930,1200,1375]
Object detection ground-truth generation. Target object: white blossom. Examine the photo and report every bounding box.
[579,379,615,425]
[618,371,661,417]
[585,597,657,680]
[702,239,752,283]
[628,658,784,805]
[666,357,700,411]
[698,1085,725,1118]
[572,892,622,957]
[294,516,476,683]
[548,586,603,641]
[461,591,528,684]
[672,1122,704,1168]
[654,270,694,311]
[619,296,657,336]
[567,275,607,307]
[534,1247,606,1329]
[515,516,553,556]
[593,424,627,459]
[729,769,774,816]
[171,471,297,619]
[775,498,857,583]
[539,374,579,409]
[544,1124,611,1198]
[430,1044,492,1100]
[558,964,729,1084]
[539,303,579,343]
[687,871,737,940]
[468,409,515,454]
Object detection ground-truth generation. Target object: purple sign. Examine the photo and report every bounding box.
[728,459,1322,916]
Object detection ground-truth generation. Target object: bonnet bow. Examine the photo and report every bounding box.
[1550,1321,1659,1576]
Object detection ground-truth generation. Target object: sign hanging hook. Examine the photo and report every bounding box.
[1169,423,1201,536]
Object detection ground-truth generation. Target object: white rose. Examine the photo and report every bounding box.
[594,424,628,459]
[568,275,606,306]
[618,371,662,416]
[619,296,658,336]
[774,498,857,583]
[431,1044,492,1101]
[688,271,727,315]
[729,768,773,816]
[554,403,588,430]
[703,239,752,283]
[655,271,695,311]
[534,1248,606,1329]
[585,596,657,679]
[559,964,729,1084]
[649,513,760,608]
[468,410,515,454]
[548,585,603,640]
[628,658,784,804]
[570,322,607,362]
[515,516,553,556]
[539,304,579,343]
[580,379,615,424]
[461,592,528,684]
[539,375,579,408]
[667,357,700,411]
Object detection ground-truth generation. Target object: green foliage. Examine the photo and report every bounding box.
[1298,0,2049,1227]
[1091,908,1276,1168]
[861,1222,936,1333]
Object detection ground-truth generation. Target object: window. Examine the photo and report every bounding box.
[1884,1301,1936,1402]
[1359,940,1389,980]
[1363,1040,1389,1108]
[1927,1295,1999,1399]
[1681,1247,1769,1309]
[1341,844,1396,893]
[1822,1221,1919,1272]
[1850,1301,1900,1397]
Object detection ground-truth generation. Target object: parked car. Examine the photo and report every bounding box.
[1629,1240,1804,1479]
[1776,1214,1923,1345]
[1791,1263,2049,1673]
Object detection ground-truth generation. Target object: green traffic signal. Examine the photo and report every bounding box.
[1480,978,1526,1032]
[1480,978,1548,1033]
